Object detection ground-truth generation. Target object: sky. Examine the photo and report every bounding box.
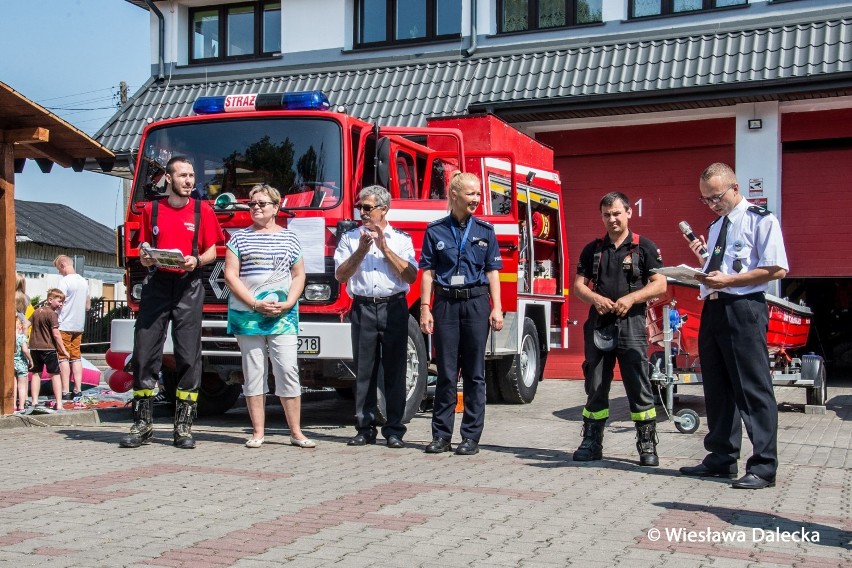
[1,0,151,229]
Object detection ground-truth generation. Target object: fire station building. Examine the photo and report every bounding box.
[105,0,852,378]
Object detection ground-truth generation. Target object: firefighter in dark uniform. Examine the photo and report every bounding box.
[419,172,503,456]
[573,192,666,466]
[120,156,224,450]
[680,163,788,489]
[334,185,418,449]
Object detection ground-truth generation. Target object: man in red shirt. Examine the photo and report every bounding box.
[120,156,224,449]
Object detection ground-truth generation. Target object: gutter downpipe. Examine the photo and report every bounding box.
[463,0,478,58]
[144,0,166,81]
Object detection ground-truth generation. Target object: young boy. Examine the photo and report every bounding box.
[14,315,33,412]
[28,288,69,411]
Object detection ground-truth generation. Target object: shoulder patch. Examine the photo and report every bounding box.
[427,218,445,228]
[707,216,725,230]
[472,217,494,229]
[392,227,411,237]
[747,205,771,216]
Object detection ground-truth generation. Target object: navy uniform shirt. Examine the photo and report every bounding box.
[419,215,503,287]
[577,230,663,303]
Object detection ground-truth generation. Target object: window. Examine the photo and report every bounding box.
[190,2,281,63]
[630,0,746,19]
[499,0,602,33]
[355,0,462,48]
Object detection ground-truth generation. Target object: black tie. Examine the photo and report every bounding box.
[706,216,729,274]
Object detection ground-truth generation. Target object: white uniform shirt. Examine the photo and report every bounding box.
[699,198,789,299]
[57,273,89,332]
[334,222,417,298]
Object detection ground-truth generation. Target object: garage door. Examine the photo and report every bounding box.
[782,143,852,276]
[538,118,735,379]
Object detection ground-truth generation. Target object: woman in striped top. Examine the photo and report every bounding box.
[224,184,314,449]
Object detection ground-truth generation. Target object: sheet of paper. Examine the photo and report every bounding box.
[652,264,704,285]
[286,217,326,273]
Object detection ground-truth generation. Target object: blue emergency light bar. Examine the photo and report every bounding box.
[192,91,331,114]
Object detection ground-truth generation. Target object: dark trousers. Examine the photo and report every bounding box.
[698,294,777,480]
[582,312,655,420]
[431,294,490,442]
[132,270,204,394]
[350,296,408,439]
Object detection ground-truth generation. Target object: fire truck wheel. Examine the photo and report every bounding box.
[377,315,428,424]
[162,371,242,416]
[496,317,540,404]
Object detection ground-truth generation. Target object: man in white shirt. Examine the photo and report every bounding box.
[679,163,789,490]
[54,255,91,399]
[334,185,418,449]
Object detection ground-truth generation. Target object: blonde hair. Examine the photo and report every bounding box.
[249,184,281,204]
[53,255,72,270]
[15,273,29,314]
[449,171,480,195]
[46,288,66,302]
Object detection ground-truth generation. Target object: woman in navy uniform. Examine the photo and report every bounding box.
[419,172,504,455]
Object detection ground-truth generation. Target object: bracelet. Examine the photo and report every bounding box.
[195,255,202,267]
[420,304,431,310]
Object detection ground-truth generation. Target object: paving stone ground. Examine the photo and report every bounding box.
[0,380,849,567]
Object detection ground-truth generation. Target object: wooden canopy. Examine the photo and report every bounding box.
[0,81,115,416]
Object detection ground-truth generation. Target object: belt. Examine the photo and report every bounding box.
[705,291,765,301]
[435,285,488,300]
[353,291,406,304]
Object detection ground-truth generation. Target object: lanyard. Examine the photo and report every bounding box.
[450,219,473,275]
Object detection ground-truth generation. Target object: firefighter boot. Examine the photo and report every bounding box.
[119,397,154,448]
[173,399,197,449]
[572,418,605,461]
[636,420,660,467]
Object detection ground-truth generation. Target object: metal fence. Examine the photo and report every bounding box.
[82,299,133,351]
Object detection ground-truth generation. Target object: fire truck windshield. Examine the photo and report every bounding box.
[135,117,343,209]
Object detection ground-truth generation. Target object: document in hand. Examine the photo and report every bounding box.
[652,265,704,285]
[140,242,186,268]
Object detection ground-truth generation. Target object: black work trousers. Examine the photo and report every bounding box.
[431,294,490,442]
[698,294,777,480]
[132,269,204,394]
[350,296,409,439]
[582,310,655,421]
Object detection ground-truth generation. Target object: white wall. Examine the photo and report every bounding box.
[735,101,782,218]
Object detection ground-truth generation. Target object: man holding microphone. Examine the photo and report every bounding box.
[680,162,789,489]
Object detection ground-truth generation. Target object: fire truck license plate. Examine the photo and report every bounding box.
[298,336,320,355]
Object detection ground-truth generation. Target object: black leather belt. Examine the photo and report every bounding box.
[705,291,765,301]
[435,285,488,300]
[353,291,406,304]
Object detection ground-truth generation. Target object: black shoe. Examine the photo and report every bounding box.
[679,463,737,478]
[386,436,405,449]
[62,392,73,401]
[71,390,83,399]
[347,434,376,446]
[455,438,479,456]
[424,438,452,453]
[731,473,775,489]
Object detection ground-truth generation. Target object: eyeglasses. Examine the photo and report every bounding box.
[698,185,734,205]
[357,203,384,213]
[247,201,276,208]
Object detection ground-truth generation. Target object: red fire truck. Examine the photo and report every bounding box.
[107,91,570,418]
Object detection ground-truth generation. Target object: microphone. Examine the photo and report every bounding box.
[679,221,709,259]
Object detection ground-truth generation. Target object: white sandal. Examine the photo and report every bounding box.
[289,436,316,448]
[245,437,264,448]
